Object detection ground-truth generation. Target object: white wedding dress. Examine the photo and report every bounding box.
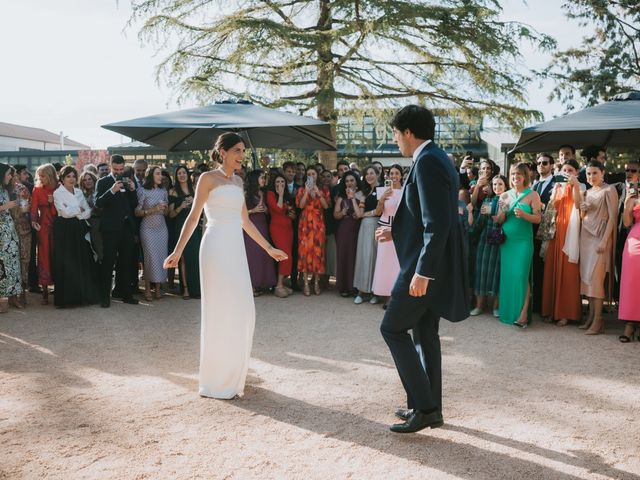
[198,183,255,398]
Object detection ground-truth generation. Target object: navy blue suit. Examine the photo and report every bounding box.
[381,141,469,412]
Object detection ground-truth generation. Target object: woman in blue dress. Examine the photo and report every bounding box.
[135,166,169,301]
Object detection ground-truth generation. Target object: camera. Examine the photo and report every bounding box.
[553,174,567,183]
[384,179,392,188]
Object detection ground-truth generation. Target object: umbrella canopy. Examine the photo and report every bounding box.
[510,91,640,153]
[102,102,336,152]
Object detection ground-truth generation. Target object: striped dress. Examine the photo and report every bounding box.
[473,196,500,296]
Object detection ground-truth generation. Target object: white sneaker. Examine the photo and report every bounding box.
[470,307,483,316]
[354,295,364,305]
[369,295,379,304]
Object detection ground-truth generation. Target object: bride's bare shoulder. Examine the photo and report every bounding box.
[231,175,244,188]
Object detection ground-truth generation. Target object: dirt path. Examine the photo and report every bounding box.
[1,291,639,479]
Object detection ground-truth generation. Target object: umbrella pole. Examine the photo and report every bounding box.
[241,130,258,170]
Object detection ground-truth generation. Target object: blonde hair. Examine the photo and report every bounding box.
[509,162,531,188]
[35,163,58,188]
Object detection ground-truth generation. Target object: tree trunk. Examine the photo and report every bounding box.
[316,0,338,169]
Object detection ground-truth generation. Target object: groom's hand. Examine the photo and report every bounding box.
[409,274,429,297]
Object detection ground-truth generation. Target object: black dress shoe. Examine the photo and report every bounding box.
[390,410,444,433]
[122,297,139,305]
[395,408,414,421]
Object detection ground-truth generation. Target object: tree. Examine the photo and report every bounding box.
[130,0,553,163]
[545,0,640,110]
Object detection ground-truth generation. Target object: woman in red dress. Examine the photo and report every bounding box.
[296,166,329,296]
[266,173,295,298]
[30,163,58,304]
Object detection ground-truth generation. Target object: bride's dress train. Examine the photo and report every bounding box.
[198,183,255,398]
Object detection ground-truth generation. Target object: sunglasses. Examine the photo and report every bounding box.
[626,168,639,173]
[537,160,550,166]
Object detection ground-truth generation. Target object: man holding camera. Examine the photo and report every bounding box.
[95,155,139,308]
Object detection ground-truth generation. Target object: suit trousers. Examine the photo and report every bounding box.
[380,277,442,411]
[101,225,135,301]
[532,238,544,313]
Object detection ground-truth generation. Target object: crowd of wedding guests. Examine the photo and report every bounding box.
[0,145,638,342]
[456,146,640,343]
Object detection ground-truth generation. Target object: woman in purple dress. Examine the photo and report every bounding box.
[333,171,363,297]
[244,170,276,296]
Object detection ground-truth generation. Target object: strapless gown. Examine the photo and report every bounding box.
[199,184,255,398]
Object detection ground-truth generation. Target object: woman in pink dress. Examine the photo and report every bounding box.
[371,164,403,307]
[618,182,640,342]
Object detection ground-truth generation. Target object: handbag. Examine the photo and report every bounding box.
[487,190,531,246]
[536,204,557,241]
[486,225,506,245]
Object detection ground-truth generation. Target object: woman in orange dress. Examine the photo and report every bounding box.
[30,163,58,305]
[296,166,329,296]
[541,160,585,325]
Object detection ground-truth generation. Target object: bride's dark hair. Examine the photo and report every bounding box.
[214,132,246,155]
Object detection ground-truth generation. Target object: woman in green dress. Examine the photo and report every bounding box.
[169,165,201,299]
[496,163,542,327]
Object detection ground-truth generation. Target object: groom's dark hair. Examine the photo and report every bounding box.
[390,105,436,141]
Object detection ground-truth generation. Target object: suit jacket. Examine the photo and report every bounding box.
[95,175,138,233]
[391,142,470,322]
[534,177,555,207]
[614,182,630,233]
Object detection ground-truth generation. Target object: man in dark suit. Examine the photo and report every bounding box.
[531,153,555,314]
[613,159,640,300]
[376,105,469,434]
[95,155,140,308]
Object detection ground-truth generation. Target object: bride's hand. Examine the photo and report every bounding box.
[267,247,288,262]
[163,251,181,269]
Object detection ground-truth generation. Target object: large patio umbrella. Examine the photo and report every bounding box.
[510,91,640,153]
[101,101,336,152]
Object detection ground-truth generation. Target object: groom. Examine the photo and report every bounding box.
[376,105,469,433]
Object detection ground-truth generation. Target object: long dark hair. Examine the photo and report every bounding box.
[337,171,362,199]
[389,164,404,186]
[245,169,265,205]
[360,165,381,196]
[142,166,162,190]
[173,165,194,197]
[268,173,293,206]
[0,163,12,189]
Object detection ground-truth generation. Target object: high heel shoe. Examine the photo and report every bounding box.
[8,296,24,309]
[303,279,311,297]
[585,320,605,335]
[514,319,528,329]
[313,279,321,295]
[0,298,8,313]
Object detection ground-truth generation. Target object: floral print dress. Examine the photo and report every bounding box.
[0,189,23,297]
[296,187,330,274]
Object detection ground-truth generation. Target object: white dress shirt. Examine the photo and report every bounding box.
[54,185,91,220]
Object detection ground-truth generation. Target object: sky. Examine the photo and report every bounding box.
[0,0,588,150]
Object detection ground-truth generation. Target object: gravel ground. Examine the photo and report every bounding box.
[1,289,639,479]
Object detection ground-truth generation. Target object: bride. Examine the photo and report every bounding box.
[164,132,287,399]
